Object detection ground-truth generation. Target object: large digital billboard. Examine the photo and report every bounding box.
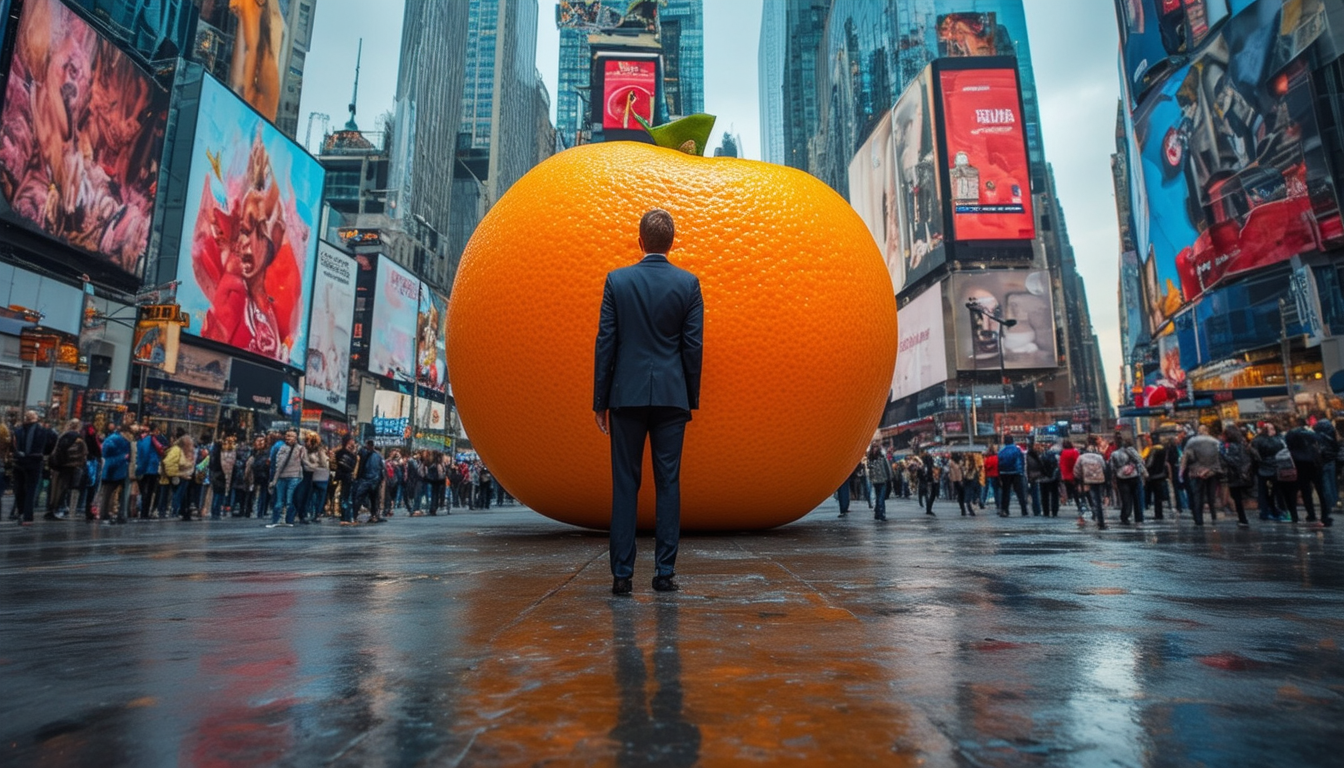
[417,288,448,395]
[196,0,288,121]
[936,13,998,57]
[174,74,324,369]
[305,242,355,413]
[1115,0,1230,102]
[892,283,949,402]
[556,0,657,33]
[601,59,657,131]
[368,256,419,382]
[1128,1,1341,324]
[891,70,946,287]
[847,110,903,295]
[0,0,169,277]
[952,270,1058,371]
[938,67,1034,242]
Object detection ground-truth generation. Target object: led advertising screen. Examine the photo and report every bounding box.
[196,0,289,121]
[938,67,1035,242]
[305,242,355,413]
[936,13,998,57]
[1115,0,1230,102]
[417,288,448,396]
[892,283,949,402]
[371,389,410,446]
[1128,3,1341,325]
[602,59,657,131]
[556,0,657,33]
[0,0,170,277]
[891,70,946,288]
[174,74,324,369]
[847,110,903,295]
[953,270,1058,371]
[368,256,419,382]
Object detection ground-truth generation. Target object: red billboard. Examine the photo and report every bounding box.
[938,67,1034,241]
[602,59,657,130]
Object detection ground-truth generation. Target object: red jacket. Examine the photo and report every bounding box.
[1060,448,1080,481]
[984,454,999,478]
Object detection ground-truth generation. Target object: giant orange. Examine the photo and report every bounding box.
[447,141,897,530]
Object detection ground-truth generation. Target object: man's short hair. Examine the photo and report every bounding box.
[640,209,675,254]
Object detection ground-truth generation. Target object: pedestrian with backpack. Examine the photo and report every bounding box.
[1221,425,1255,528]
[1109,437,1148,525]
[1285,416,1332,526]
[1251,422,1287,520]
[1075,441,1109,529]
[1144,435,1170,520]
[1039,444,1061,517]
[1180,425,1224,526]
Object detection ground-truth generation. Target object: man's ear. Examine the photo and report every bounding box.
[637,235,645,253]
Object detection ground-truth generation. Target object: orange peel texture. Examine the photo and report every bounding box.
[447,142,897,531]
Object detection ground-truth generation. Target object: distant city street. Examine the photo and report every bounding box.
[2,499,1340,766]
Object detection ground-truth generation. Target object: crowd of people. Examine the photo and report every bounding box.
[841,415,1338,530]
[0,411,509,527]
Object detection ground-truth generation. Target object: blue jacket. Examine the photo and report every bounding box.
[102,433,132,482]
[997,444,1025,475]
[136,434,162,476]
[593,254,704,412]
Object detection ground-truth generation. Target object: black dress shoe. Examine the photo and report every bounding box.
[611,577,633,595]
[651,575,679,592]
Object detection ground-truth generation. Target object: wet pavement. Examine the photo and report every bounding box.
[2,497,1341,767]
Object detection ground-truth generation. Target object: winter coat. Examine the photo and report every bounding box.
[136,434,164,476]
[1313,422,1340,464]
[101,433,132,482]
[1144,444,1168,480]
[1285,427,1323,468]
[271,443,306,481]
[1251,434,1286,477]
[304,447,331,483]
[866,456,893,485]
[997,444,1024,475]
[53,430,88,470]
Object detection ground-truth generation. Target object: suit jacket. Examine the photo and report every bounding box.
[594,253,704,413]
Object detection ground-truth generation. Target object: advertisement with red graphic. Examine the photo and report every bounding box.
[602,60,657,131]
[938,68,1034,241]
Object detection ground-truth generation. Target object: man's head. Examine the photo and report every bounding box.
[24,410,39,424]
[284,429,297,445]
[638,209,675,255]
[1004,434,1015,446]
[65,419,81,433]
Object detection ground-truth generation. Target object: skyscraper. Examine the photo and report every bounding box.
[781,0,830,171]
[388,0,471,292]
[660,0,704,119]
[68,0,197,60]
[758,6,786,164]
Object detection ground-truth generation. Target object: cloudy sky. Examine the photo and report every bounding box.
[299,0,1125,402]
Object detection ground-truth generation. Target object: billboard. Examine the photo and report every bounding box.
[892,284,949,402]
[368,256,419,382]
[0,0,169,277]
[1128,2,1342,325]
[601,59,658,131]
[371,389,410,446]
[1116,0,1230,102]
[305,242,355,412]
[556,0,657,33]
[952,270,1058,371]
[196,0,288,121]
[936,13,998,57]
[938,67,1035,241]
[847,110,903,295]
[417,288,448,395]
[891,70,946,288]
[174,74,324,369]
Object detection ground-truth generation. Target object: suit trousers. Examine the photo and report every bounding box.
[609,406,690,580]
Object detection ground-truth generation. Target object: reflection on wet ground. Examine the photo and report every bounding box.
[1,498,1340,766]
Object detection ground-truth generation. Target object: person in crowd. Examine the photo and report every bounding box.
[1025,440,1044,516]
[135,423,165,519]
[448,459,465,509]
[1251,421,1286,521]
[1168,430,1189,515]
[1075,439,1109,529]
[424,450,448,516]
[348,440,386,524]
[161,433,196,520]
[383,449,404,516]
[947,454,968,516]
[1039,442,1061,517]
[208,435,239,520]
[189,430,213,517]
[1221,425,1255,528]
[1314,417,1340,519]
[982,447,999,509]
[266,430,306,528]
[478,462,495,509]
[0,418,11,520]
[963,455,981,516]
[302,434,330,523]
[1058,438,1081,514]
[11,411,55,525]
[96,423,132,524]
[836,462,856,516]
[334,437,359,519]
[1285,416,1331,526]
[1143,434,1170,521]
[1179,425,1223,527]
[865,444,892,521]
[996,436,1028,517]
[231,435,254,518]
[1109,437,1146,525]
[920,452,938,517]
[78,424,103,520]
[47,419,88,520]
[245,435,271,519]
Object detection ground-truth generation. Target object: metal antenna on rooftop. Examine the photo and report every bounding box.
[346,38,363,131]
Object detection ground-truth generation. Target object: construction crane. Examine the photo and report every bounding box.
[305,112,331,154]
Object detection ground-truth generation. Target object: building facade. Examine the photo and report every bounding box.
[758,6,786,164]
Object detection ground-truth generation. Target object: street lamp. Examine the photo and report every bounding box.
[966,300,1017,440]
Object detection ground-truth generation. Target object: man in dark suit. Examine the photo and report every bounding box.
[594,209,704,596]
[11,411,56,525]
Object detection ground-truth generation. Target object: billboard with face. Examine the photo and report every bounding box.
[891,70,946,287]
[893,283,949,401]
[368,256,419,382]
[847,111,903,295]
[305,242,355,412]
[0,0,170,277]
[938,67,1035,242]
[936,13,997,57]
[953,270,1058,371]
[417,288,448,395]
[602,59,658,131]
[1128,1,1341,325]
[196,0,288,121]
[174,74,324,369]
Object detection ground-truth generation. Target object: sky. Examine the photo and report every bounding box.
[299,0,1125,404]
